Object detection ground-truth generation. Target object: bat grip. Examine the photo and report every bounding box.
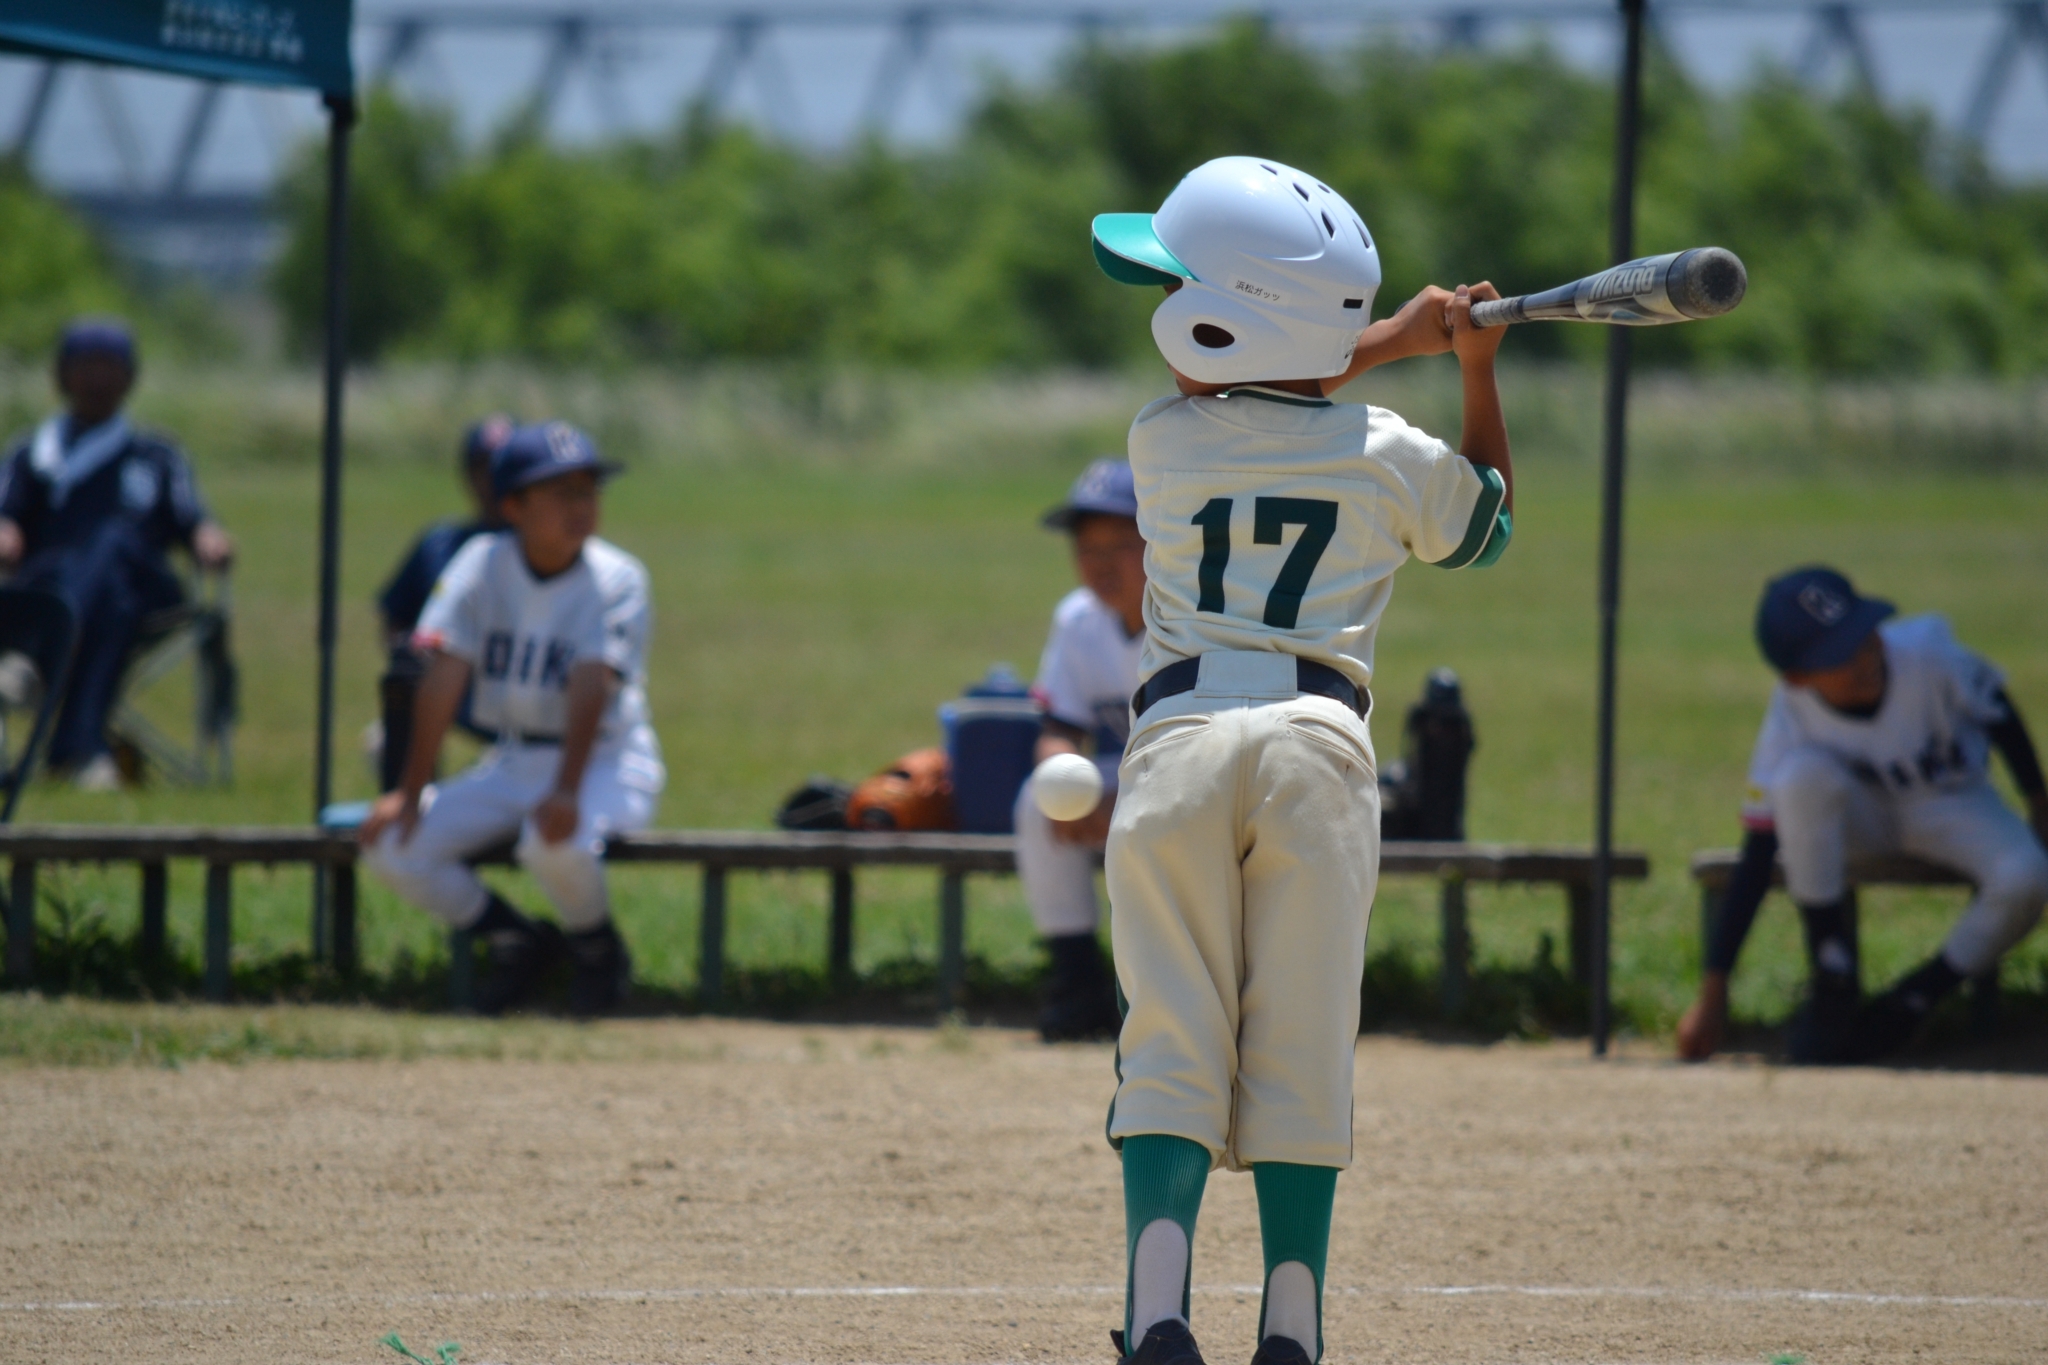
[1469,296,1523,328]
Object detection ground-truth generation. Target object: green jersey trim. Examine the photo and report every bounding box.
[1429,464,1509,570]
[1214,386,1335,409]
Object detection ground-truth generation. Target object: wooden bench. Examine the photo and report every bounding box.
[0,826,1646,1014]
[1689,848,2000,1023]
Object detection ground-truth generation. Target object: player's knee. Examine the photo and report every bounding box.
[1984,844,2048,920]
[515,828,602,880]
[1774,746,1854,807]
[363,828,428,887]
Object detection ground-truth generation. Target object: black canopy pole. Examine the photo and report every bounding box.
[313,93,356,820]
[1591,0,1646,1058]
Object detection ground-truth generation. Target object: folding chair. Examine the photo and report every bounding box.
[108,567,237,786]
[0,586,79,822]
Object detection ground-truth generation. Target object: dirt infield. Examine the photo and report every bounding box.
[3,1022,2044,1364]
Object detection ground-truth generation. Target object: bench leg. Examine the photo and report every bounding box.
[140,861,168,963]
[448,928,475,1011]
[204,862,231,1002]
[938,870,965,1011]
[331,864,358,977]
[310,870,329,964]
[828,867,855,988]
[5,858,36,987]
[1567,881,1593,987]
[699,865,727,1010]
[1438,872,1468,1019]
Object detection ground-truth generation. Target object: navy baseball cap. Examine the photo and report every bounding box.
[57,318,136,371]
[1755,566,1895,674]
[461,414,516,469]
[491,421,621,498]
[1042,457,1138,530]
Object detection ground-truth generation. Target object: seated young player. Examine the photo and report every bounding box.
[1017,457,1146,1042]
[1679,567,2048,1064]
[360,422,666,1016]
[1090,157,1512,1365]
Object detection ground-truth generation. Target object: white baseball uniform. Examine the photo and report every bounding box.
[1742,614,2048,975]
[364,532,665,933]
[1015,586,1145,937]
[1107,386,1508,1170]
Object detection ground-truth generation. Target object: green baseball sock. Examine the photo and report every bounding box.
[1252,1162,1339,1361]
[1121,1134,1211,1345]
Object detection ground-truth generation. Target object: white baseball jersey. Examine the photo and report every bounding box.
[1743,614,2008,830]
[1034,586,1145,775]
[414,532,653,745]
[1127,387,1508,690]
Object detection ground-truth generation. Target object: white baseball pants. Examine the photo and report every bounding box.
[1106,652,1378,1172]
[1771,744,2048,976]
[1013,761,1116,937]
[364,730,664,933]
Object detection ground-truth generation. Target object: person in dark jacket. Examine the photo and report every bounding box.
[370,416,514,787]
[0,320,233,789]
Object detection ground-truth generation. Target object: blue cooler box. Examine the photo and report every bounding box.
[942,665,1043,834]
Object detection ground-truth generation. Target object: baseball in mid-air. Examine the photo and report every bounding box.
[1032,752,1105,822]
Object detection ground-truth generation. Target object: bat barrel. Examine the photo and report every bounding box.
[1666,246,1747,319]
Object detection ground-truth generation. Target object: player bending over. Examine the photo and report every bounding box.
[1090,157,1512,1365]
[361,422,666,1016]
[1019,457,1147,1042]
[1679,567,2048,1064]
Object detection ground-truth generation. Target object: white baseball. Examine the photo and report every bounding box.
[1031,752,1105,822]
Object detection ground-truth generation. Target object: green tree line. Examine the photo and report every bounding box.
[268,24,2048,376]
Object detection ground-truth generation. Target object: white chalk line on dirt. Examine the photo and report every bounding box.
[5,1283,2046,1315]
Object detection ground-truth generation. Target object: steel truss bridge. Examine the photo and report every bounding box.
[5,0,2047,280]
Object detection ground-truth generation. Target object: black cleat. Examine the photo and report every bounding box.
[1839,988,1932,1063]
[1785,972,1860,1065]
[1040,933,1122,1042]
[1112,1318,1206,1365]
[567,922,633,1018]
[1248,1335,1313,1365]
[475,918,567,1016]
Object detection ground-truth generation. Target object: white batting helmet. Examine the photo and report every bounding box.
[1092,157,1381,384]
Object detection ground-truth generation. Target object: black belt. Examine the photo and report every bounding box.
[1131,656,1369,721]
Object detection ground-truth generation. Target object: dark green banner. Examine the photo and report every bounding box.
[0,0,353,97]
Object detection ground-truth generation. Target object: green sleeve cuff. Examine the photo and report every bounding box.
[1429,465,1509,569]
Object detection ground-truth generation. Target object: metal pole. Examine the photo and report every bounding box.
[1591,0,1645,1058]
[314,95,355,821]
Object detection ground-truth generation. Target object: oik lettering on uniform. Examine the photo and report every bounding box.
[481,631,578,688]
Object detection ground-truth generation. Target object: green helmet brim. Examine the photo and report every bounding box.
[1091,213,1195,286]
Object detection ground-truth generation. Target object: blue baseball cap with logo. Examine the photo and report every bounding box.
[1755,566,1895,674]
[1042,457,1138,530]
[491,421,621,498]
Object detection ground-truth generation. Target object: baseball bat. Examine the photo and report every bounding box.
[1469,247,1747,328]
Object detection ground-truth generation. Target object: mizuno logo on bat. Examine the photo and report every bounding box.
[1589,264,1659,302]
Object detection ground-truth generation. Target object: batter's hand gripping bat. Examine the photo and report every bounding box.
[1469,247,1747,328]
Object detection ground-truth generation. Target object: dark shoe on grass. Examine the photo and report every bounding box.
[567,922,633,1018]
[475,918,567,1016]
[1785,972,1860,1064]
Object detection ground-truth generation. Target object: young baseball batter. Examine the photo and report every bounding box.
[361,421,665,1017]
[1679,566,2048,1064]
[1019,457,1147,1041]
[1090,157,1512,1365]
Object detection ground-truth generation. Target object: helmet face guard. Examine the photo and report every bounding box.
[1094,157,1381,383]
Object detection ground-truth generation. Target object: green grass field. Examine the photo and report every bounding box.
[1,360,2044,1040]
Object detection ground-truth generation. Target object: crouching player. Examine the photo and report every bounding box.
[1090,157,1512,1365]
[361,422,666,1016]
[1679,567,2048,1064]
[1019,457,1146,1041]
